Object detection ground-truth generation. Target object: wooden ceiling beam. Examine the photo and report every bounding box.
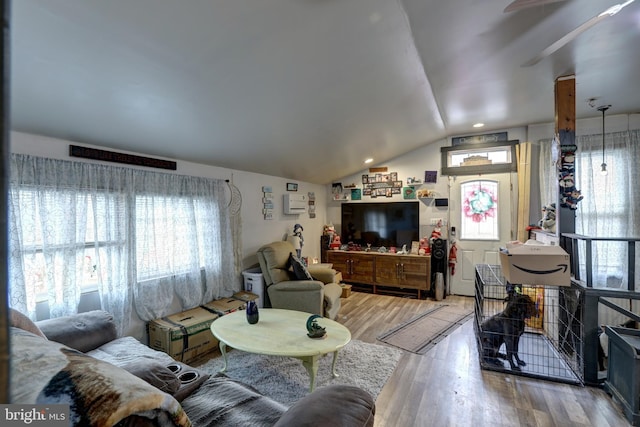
[555,75,575,134]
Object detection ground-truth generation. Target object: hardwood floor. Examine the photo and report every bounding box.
[336,291,631,427]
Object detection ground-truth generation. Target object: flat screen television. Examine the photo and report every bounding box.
[341,202,419,249]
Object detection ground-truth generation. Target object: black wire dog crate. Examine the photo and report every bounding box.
[474,264,584,384]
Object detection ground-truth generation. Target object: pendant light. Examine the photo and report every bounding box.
[597,105,610,176]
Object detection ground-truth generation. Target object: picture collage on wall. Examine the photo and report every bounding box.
[262,186,274,220]
[361,172,402,198]
[331,169,439,201]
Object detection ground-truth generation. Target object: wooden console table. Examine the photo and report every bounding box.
[326,250,431,298]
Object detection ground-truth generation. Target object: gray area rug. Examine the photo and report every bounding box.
[197,339,402,406]
[377,304,474,354]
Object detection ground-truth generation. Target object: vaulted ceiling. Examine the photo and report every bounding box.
[10,0,640,183]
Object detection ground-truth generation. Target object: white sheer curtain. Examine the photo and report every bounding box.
[8,154,240,334]
[538,138,557,209]
[538,129,640,289]
[132,175,238,320]
[574,130,639,289]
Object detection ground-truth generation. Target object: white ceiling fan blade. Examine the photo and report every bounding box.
[504,0,567,13]
[522,15,606,66]
[521,0,636,67]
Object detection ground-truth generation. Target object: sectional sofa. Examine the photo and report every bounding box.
[9,309,376,426]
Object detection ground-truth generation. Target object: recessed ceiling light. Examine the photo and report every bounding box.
[473,123,485,128]
[364,158,374,164]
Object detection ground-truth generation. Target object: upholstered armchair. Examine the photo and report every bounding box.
[256,241,343,320]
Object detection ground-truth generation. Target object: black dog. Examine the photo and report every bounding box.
[481,292,538,371]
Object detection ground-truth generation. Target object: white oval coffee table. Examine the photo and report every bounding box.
[210,308,351,391]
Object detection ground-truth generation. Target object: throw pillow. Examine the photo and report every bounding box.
[9,308,47,339]
[289,252,313,280]
[36,310,118,352]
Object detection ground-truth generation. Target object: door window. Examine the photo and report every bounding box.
[460,180,499,240]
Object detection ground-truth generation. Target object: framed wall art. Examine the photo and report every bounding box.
[425,170,438,183]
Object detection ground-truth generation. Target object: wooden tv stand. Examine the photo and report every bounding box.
[326,250,431,298]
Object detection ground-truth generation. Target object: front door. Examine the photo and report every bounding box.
[448,173,516,296]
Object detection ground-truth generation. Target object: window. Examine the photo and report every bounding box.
[9,154,238,330]
[448,147,511,167]
[574,135,634,285]
[136,195,199,280]
[441,141,518,176]
[15,189,125,302]
[539,130,640,289]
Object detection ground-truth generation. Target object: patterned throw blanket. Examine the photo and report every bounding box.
[10,327,191,427]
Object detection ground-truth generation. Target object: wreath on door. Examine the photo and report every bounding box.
[463,187,497,222]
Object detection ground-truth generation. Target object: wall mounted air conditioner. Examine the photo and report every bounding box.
[283,194,307,214]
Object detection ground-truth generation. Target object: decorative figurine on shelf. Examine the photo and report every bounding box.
[538,203,556,233]
[329,234,341,250]
[347,242,362,251]
[561,189,584,210]
[429,220,443,246]
[306,314,327,339]
[419,237,431,255]
[323,223,335,239]
[290,223,304,258]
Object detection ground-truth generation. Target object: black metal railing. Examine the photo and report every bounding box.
[561,234,640,385]
[561,233,639,290]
